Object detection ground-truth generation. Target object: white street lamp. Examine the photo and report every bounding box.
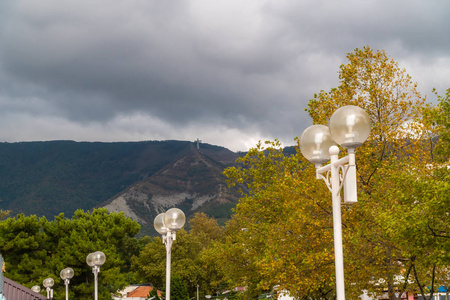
[299,105,371,300]
[60,267,74,300]
[154,208,186,300]
[31,285,41,293]
[86,251,106,300]
[43,278,54,299]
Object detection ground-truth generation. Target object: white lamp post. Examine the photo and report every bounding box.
[60,267,74,300]
[43,278,54,299]
[31,285,41,293]
[299,105,371,300]
[86,251,106,300]
[154,208,186,300]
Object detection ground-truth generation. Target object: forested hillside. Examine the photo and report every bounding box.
[0,140,240,219]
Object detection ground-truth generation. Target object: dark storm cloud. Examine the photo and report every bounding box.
[0,0,449,151]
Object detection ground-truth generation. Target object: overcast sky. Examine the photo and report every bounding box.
[0,0,449,152]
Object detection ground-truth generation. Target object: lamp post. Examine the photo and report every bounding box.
[43,278,54,299]
[31,285,41,293]
[60,267,74,300]
[299,105,371,300]
[86,251,106,300]
[154,208,186,300]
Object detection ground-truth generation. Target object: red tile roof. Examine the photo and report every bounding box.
[127,286,162,298]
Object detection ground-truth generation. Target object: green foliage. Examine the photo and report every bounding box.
[307,46,448,300]
[132,213,224,298]
[210,47,449,300]
[349,157,450,299]
[0,211,9,221]
[429,88,450,161]
[202,203,236,225]
[211,140,335,299]
[0,140,199,218]
[170,275,189,300]
[132,235,166,289]
[0,208,141,300]
[147,286,162,300]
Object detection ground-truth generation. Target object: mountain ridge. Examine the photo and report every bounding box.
[0,140,242,228]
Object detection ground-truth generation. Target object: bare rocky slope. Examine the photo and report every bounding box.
[102,145,243,235]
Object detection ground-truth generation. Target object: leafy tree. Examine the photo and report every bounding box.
[366,161,449,300]
[306,46,445,300]
[214,46,447,300]
[427,88,450,161]
[188,213,224,296]
[0,211,9,221]
[189,212,222,242]
[132,235,167,289]
[213,140,335,299]
[133,213,224,298]
[0,208,141,300]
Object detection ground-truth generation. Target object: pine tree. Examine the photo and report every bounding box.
[171,275,189,300]
[147,286,162,300]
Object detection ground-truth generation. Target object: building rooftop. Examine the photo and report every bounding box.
[127,286,162,298]
[4,276,47,300]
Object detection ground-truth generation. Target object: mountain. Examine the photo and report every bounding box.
[103,146,242,235]
[0,140,243,233]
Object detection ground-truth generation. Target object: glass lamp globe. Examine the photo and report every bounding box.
[86,251,106,267]
[60,267,75,280]
[299,124,336,165]
[329,105,371,149]
[31,285,41,293]
[43,278,54,288]
[164,208,186,231]
[154,213,168,235]
[86,252,95,267]
[92,251,106,266]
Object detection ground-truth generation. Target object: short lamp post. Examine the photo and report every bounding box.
[31,285,41,294]
[43,278,54,299]
[154,208,186,300]
[60,267,74,300]
[86,251,106,300]
[299,105,371,300]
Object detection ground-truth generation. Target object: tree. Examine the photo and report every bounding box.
[369,162,450,300]
[0,211,9,221]
[427,88,450,161]
[0,208,141,300]
[132,234,167,289]
[215,46,447,300]
[132,213,224,298]
[189,212,222,242]
[147,286,162,300]
[0,214,47,286]
[188,213,225,296]
[170,275,189,300]
[213,140,337,299]
[306,46,444,300]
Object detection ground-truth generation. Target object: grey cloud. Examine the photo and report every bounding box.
[0,0,449,151]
